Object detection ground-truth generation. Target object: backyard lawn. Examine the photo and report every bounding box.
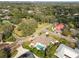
[45,44,58,58]
[22,41,45,57]
[30,48,45,58]
[22,41,58,58]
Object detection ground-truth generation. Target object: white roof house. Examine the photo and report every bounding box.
[55,44,79,58]
[28,10,33,14]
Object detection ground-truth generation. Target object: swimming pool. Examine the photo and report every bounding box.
[35,43,46,50]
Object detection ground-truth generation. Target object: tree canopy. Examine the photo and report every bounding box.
[15,18,38,37]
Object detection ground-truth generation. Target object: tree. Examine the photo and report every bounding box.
[10,17,22,24]
[44,15,56,23]
[3,47,11,58]
[0,49,7,58]
[2,20,14,42]
[16,18,37,37]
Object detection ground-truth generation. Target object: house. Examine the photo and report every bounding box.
[28,10,33,14]
[2,15,11,20]
[74,13,79,16]
[2,9,10,14]
[0,43,11,50]
[30,35,58,51]
[70,29,78,36]
[55,44,79,58]
[55,23,64,32]
[0,14,2,16]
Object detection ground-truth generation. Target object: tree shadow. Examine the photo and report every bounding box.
[3,46,11,58]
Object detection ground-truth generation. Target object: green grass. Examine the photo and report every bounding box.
[46,44,58,58]
[22,41,30,49]
[59,38,69,45]
[47,24,53,32]
[62,29,72,36]
[35,23,51,34]
[49,34,60,41]
[0,49,7,58]
[5,36,16,42]
[22,42,45,57]
[48,34,69,45]
[30,48,45,58]
[11,50,18,57]
[22,41,58,58]
[48,34,76,48]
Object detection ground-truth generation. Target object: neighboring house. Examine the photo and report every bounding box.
[52,23,64,33]
[55,44,79,58]
[0,43,11,50]
[74,13,79,16]
[55,23,64,32]
[1,15,11,20]
[30,35,58,51]
[2,9,10,14]
[70,28,78,36]
[28,10,33,14]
